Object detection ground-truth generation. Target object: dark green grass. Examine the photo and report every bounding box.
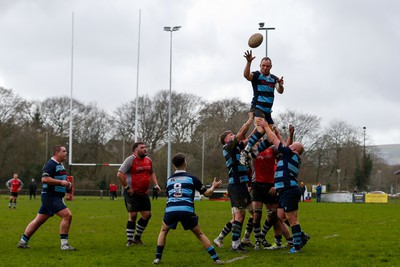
[1,195,400,267]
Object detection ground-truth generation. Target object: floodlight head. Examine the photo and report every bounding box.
[172,26,181,31]
[164,26,172,31]
[259,22,265,27]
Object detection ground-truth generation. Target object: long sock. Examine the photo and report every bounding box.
[261,218,272,240]
[126,221,135,241]
[206,246,220,262]
[286,237,294,246]
[243,217,253,239]
[134,217,149,240]
[291,224,302,250]
[253,222,262,242]
[9,201,12,208]
[155,245,164,260]
[232,220,243,248]
[274,234,282,245]
[247,131,263,150]
[218,221,232,240]
[257,139,272,153]
[60,234,69,246]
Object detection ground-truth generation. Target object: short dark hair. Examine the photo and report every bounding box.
[132,142,144,152]
[219,130,232,145]
[261,57,272,64]
[172,153,186,168]
[53,145,64,155]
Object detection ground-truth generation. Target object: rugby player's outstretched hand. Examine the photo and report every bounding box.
[211,178,223,190]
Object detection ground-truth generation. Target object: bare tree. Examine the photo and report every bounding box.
[274,109,322,151]
[40,97,86,136]
[314,120,365,191]
[0,87,31,125]
[171,92,204,144]
[192,98,249,183]
[0,89,49,188]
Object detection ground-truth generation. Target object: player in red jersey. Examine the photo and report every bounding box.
[117,142,161,246]
[109,183,118,200]
[6,173,23,209]
[251,125,294,250]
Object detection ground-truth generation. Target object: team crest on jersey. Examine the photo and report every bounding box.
[56,165,65,172]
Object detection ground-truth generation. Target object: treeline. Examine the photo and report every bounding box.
[0,87,395,192]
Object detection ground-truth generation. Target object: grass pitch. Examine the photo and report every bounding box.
[1,195,399,267]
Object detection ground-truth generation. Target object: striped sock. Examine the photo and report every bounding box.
[244,217,253,239]
[206,246,220,261]
[134,217,149,240]
[291,224,302,250]
[126,221,135,241]
[232,220,243,248]
[218,221,232,240]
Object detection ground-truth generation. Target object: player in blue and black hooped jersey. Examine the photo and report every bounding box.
[257,120,309,253]
[153,153,223,265]
[17,145,76,251]
[218,115,254,252]
[240,50,284,165]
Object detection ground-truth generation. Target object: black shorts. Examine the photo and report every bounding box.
[251,108,274,125]
[10,192,18,197]
[228,183,251,210]
[251,182,277,204]
[124,192,151,212]
[38,194,67,216]
[278,187,301,212]
[163,211,199,230]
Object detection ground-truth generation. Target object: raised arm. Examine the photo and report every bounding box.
[285,125,294,145]
[276,76,284,94]
[274,126,285,144]
[202,178,223,197]
[243,50,255,81]
[258,120,280,148]
[236,115,254,141]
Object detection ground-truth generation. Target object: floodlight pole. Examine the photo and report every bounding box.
[134,9,141,142]
[164,26,181,178]
[69,12,75,173]
[258,22,275,57]
[363,126,366,190]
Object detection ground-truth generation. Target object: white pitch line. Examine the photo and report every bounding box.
[224,255,248,263]
[324,234,339,239]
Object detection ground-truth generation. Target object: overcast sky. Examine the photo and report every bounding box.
[1,0,399,145]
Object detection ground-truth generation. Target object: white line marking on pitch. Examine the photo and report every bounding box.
[224,255,248,263]
[324,234,339,239]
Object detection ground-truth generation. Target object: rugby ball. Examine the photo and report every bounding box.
[248,33,263,48]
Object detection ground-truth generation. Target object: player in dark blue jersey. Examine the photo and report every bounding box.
[153,153,223,265]
[17,145,76,251]
[218,115,254,252]
[240,50,284,165]
[257,120,309,253]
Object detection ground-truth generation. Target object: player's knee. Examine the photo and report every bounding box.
[253,208,262,222]
[254,208,262,214]
[62,212,72,222]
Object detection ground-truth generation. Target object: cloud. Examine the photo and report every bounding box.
[0,0,399,145]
